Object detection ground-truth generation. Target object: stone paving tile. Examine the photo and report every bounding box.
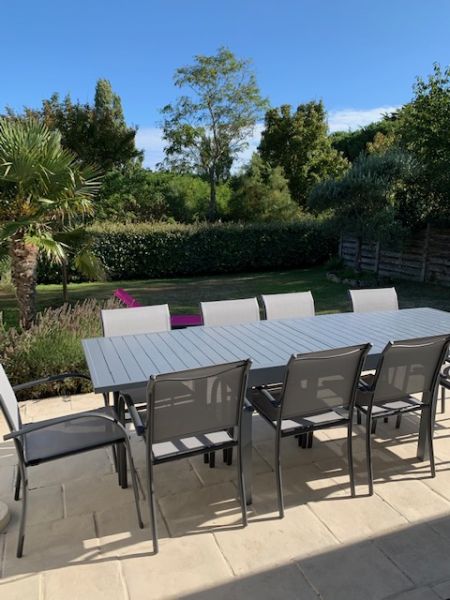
[299,540,412,600]
[374,479,450,523]
[95,499,168,558]
[121,535,232,600]
[376,523,450,586]
[214,504,339,575]
[64,473,141,517]
[3,513,98,577]
[387,587,441,600]
[158,482,248,537]
[180,563,320,600]
[309,491,408,543]
[433,578,450,599]
[27,448,114,490]
[0,464,14,500]
[43,561,126,600]
[0,574,41,599]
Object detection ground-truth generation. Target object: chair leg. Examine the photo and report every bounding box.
[237,444,247,527]
[357,410,362,425]
[441,386,446,414]
[146,449,159,554]
[209,452,215,468]
[427,406,436,478]
[103,392,110,407]
[275,433,284,518]
[307,432,313,448]
[383,417,389,423]
[16,463,28,558]
[123,437,144,529]
[395,414,402,429]
[203,453,209,464]
[347,420,355,497]
[226,448,233,466]
[371,418,377,435]
[301,433,308,449]
[366,415,374,496]
[14,467,21,501]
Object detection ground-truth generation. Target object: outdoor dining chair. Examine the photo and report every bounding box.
[349,287,399,313]
[0,365,143,558]
[356,334,450,495]
[200,297,260,327]
[101,304,171,407]
[121,359,252,553]
[199,297,259,467]
[251,344,371,517]
[261,291,315,320]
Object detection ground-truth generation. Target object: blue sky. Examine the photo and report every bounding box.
[2,0,449,167]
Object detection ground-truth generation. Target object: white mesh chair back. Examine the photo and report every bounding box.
[349,287,398,313]
[280,344,370,420]
[147,360,251,444]
[101,304,171,336]
[262,291,315,320]
[372,335,450,405]
[200,298,260,327]
[0,364,20,431]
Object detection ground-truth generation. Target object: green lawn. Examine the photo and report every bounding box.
[2,266,450,329]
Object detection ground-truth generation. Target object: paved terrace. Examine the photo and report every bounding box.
[2,393,450,599]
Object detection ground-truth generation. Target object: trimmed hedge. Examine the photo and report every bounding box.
[38,219,338,283]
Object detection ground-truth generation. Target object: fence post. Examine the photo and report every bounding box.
[374,241,380,275]
[420,224,431,282]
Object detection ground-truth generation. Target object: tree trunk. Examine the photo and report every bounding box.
[207,168,217,222]
[9,231,39,329]
[62,259,68,304]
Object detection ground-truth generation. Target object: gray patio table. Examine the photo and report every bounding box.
[82,307,450,503]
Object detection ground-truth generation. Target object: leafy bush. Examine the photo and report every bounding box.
[0,297,119,398]
[38,218,338,283]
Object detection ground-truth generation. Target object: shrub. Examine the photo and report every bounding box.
[0,297,119,398]
[37,218,337,283]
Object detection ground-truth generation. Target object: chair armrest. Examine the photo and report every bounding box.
[358,378,372,391]
[120,393,145,435]
[4,410,121,441]
[13,372,91,393]
[256,387,279,404]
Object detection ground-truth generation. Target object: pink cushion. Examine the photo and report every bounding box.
[171,314,203,327]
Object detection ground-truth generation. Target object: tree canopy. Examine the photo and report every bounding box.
[161,47,268,220]
[258,101,348,207]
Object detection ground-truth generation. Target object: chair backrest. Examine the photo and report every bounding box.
[0,364,20,432]
[262,291,315,320]
[200,298,260,327]
[147,360,251,444]
[372,335,450,405]
[101,304,171,337]
[280,344,371,420]
[349,287,398,313]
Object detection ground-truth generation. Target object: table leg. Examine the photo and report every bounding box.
[242,400,253,506]
[417,386,438,460]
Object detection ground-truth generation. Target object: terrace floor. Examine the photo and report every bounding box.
[2,394,450,599]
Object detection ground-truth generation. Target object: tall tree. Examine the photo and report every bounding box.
[259,102,349,206]
[6,79,143,172]
[0,119,101,328]
[161,47,268,220]
[396,63,450,220]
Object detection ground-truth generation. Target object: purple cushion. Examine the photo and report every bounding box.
[171,314,203,327]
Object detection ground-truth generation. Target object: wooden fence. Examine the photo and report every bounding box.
[339,225,450,286]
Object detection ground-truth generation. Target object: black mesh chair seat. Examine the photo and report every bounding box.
[251,392,349,434]
[358,396,422,418]
[24,407,125,466]
[152,430,235,462]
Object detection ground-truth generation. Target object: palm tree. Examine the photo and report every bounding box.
[0,119,101,328]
